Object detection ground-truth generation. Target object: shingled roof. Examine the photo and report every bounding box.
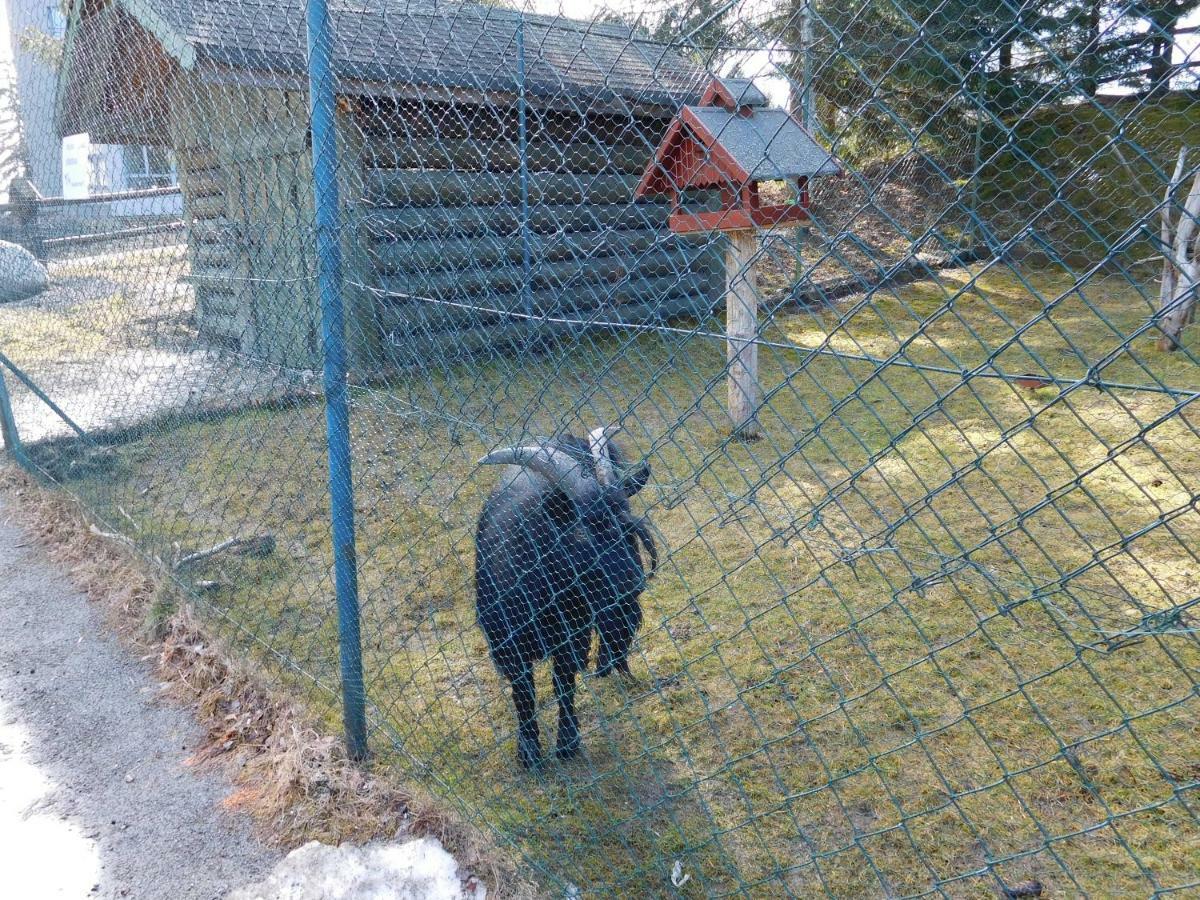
[684,106,841,181]
[86,0,706,104]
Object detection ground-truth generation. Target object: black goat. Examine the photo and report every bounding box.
[475,427,657,768]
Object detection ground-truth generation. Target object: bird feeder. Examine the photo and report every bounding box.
[635,76,841,438]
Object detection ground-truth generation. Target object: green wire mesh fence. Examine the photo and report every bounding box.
[1,0,1198,894]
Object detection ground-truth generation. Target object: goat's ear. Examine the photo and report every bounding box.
[606,440,650,497]
[622,459,651,497]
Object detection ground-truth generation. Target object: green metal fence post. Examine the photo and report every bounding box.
[0,368,23,465]
[305,0,368,761]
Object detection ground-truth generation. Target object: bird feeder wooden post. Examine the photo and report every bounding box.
[635,76,841,439]
[725,228,761,437]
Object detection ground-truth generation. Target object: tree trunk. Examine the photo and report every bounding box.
[1146,11,1178,95]
[999,37,1014,81]
[994,13,1022,116]
[1080,0,1102,97]
[1158,147,1199,351]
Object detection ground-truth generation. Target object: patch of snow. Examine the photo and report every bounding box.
[227,837,482,900]
[0,691,102,897]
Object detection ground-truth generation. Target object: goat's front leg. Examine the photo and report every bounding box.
[552,653,581,759]
[511,666,541,769]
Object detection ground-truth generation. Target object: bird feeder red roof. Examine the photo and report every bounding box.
[635,76,841,234]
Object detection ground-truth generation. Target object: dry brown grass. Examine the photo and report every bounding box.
[0,466,531,899]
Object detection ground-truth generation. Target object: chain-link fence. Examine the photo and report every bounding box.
[1,0,1198,894]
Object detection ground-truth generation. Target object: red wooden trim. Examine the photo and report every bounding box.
[742,182,762,211]
[668,204,811,234]
[698,78,732,110]
[633,115,687,198]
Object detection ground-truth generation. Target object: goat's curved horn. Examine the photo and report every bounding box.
[588,425,620,486]
[479,445,593,497]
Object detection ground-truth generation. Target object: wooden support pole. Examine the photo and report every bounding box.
[725,229,761,439]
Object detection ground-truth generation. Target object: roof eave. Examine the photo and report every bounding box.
[690,106,845,181]
[193,50,694,114]
[118,0,197,69]
[52,1,83,137]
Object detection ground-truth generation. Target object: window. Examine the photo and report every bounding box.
[122,145,177,189]
[46,5,67,40]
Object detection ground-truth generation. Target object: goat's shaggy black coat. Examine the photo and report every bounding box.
[475,435,654,767]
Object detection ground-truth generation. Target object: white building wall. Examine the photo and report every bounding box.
[6,0,64,196]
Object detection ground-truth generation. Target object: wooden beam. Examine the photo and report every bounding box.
[43,220,184,249]
[362,201,672,238]
[184,193,227,220]
[0,185,181,213]
[363,170,640,208]
[367,228,663,273]
[725,230,761,439]
[376,247,717,301]
[362,137,650,175]
[382,277,713,337]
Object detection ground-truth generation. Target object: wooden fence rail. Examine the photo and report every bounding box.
[1,185,184,259]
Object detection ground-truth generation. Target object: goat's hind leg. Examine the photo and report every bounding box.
[552,652,582,759]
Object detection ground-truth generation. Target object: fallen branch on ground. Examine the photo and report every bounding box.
[175,534,276,569]
[88,522,135,546]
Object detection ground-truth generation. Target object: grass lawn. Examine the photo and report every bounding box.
[51,260,1199,896]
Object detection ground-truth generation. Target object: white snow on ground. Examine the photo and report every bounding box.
[229,837,482,900]
[0,692,102,898]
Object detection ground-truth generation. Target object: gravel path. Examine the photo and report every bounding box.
[0,495,282,899]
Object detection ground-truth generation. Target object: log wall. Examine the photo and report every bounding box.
[355,97,722,364]
[175,91,721,370]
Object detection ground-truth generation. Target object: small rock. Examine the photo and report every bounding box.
[124,772,134,783]
[1002,881,1044,899]
[0,240,48,302]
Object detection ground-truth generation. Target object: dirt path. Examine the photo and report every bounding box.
[0,495,281,899]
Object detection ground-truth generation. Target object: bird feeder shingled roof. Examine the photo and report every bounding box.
[635,75,841,234]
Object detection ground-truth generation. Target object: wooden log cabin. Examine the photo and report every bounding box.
[55,0,723,369]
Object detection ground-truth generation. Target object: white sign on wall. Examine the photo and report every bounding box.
[61,133,90,199]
